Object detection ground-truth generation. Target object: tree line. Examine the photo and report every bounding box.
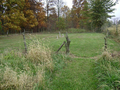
[0,0,117,34]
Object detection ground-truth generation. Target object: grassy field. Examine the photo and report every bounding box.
[0,33,120,90]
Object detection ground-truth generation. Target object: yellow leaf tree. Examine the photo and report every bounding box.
[2,0,38,33]
[22,0,38,32]
[2,0,26,33]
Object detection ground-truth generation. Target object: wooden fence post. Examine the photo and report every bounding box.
[65,32,71,54]
[56,32,71,54]
[22,29,27,53]
[59,31,61,37]
[104,37,107,51]
[106,29,109,37]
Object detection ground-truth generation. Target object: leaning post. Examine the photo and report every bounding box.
[56,41,66,54]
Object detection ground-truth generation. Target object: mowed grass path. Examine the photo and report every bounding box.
[0,33,120,90]
[49,58,96,90]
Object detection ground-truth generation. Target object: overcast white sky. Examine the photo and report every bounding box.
[64,0,120,19]
[112,1,120,19]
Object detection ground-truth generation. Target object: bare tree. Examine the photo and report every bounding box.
[44,0,56,21]
[55,0,64,21]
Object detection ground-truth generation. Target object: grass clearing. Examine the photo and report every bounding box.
[0,33,120,89]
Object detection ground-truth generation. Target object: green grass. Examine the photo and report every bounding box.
[1,33,119,55]
[94,51,120,90]
[0,33,120,90]
[49,58,96,90]
[38,28,86,34]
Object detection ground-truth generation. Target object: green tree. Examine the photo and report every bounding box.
[20,0,38,32]
[61,5,70,29]
[107,20,113,27]
[90,0,116,32]
[2,0,26,33]
[56,17,65,30]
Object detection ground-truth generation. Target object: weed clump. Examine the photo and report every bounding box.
[0,66,45,90]
[94,51,120,90]
[26,40,54,71]
[101,51,111,60]
[1,66,18,90]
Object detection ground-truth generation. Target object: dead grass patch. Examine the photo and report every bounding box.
[0,65,45,90]
[26,39,54,71]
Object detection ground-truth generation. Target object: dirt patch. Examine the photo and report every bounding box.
[69,54,101,60]
[78,36,82,38]
[111,51,120,57]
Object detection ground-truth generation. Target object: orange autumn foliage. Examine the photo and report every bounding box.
[72,0,86,28]
[36,1,47,29]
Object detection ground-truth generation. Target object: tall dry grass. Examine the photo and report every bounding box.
[0,39,54,90]
[107,25,120,36]
[0,36,69,90]
[26,39,54,71]
[101,51,112,60]
[0,66,44,90]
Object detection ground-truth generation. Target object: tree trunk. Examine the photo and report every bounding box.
[7,30,9,37]
[46,0,49,21]
[1,19,4,35]
[58,0,59,21]
[1,4,4,35]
